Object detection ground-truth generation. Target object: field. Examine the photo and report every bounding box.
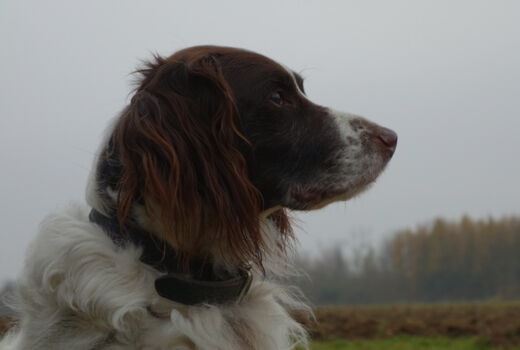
[310,336,520,349]
[300,302,520,349]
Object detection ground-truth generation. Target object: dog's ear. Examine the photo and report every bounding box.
[110,54,271,269]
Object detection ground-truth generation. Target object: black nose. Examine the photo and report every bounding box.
[377,127,398,151]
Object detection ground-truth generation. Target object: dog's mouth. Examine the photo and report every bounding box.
[285,151,395,211]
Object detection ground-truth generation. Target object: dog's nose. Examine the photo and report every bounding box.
[376,127,398,151]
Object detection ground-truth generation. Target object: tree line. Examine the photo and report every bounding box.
[295,215,520,304]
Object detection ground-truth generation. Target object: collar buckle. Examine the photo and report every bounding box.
[237,268,253,303]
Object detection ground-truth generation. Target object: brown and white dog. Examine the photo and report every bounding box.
[0,46,396,349]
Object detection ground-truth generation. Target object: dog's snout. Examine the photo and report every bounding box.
[376,127,398,151]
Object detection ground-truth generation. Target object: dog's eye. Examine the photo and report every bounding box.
[270,91,285,106]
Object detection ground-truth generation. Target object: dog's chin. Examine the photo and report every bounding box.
[286,183,371,211]
[306,185,372,210]
[285,167,389,211]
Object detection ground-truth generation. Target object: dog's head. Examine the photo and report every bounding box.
[87,45,397,268]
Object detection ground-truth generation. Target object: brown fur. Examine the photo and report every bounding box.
[110,50,291,270]
[0,317,12,336]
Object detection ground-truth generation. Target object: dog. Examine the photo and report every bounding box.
[0,45,397,349]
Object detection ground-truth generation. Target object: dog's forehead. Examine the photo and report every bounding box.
[171,45,292,78]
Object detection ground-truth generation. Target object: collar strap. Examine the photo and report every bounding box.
[88,209,253,305]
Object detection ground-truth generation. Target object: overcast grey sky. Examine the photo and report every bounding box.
[1,0,519,283]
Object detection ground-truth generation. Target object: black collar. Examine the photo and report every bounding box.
[88,209,252,305]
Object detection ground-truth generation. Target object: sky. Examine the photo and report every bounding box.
[1,0,519,283]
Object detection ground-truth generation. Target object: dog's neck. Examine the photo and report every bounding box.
[85,150,295,300]
[88,208,254,305]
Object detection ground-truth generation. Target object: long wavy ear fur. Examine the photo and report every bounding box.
[109,53,280,269]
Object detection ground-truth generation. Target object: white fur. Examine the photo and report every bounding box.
[324,110,387,195]
[1,205,309,349]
